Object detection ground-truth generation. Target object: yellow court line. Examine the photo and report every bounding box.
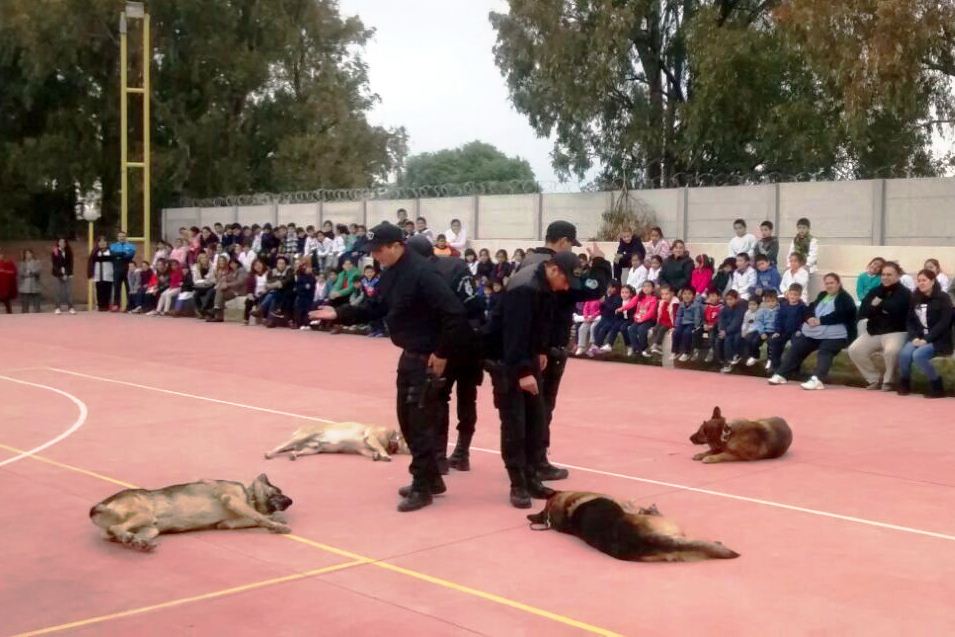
[12,560,368,637]
[0,443,137,489]
[1,443,622,637]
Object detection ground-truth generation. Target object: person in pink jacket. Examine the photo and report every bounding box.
[574,299,602,355]
[628,280,659,356]
[691,254,714,297]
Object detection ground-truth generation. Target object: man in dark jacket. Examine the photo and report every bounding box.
[517,221,612,481]
[485,251,582,508]
[659,240,693,293]
[407,235,484,473]
[848,262,911,391]
[310,222,471,512]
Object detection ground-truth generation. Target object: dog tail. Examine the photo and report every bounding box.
[644,535,740,561]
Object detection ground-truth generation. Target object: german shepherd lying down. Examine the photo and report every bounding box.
[90,474,293,552]
[690,406,792,463]
[528,491,739,562]
[265,422,409,462]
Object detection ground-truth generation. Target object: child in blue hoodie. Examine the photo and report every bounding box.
[672,286,704,362]
[768,283,809,373]
[716,290,746,372]
[592,281,623,354]
[745,293,779,368]
[753,254,782,299]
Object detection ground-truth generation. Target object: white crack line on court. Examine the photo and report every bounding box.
[0,375,89,468]
[42,366,955,544]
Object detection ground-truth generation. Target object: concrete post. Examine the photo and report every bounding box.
[536,192,544,241]
[362,198,368,228]
[473,194,480,240]
[678,186,689,240]
[772,183,781,232]
[871,179,886,246]
[318,200,324,228]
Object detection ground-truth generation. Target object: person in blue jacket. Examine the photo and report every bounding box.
[109,230,137,311]
[753,254,782,299]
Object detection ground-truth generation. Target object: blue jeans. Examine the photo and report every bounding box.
[899,341,939,381]
[628,322,655,352]
[594,317,628,347]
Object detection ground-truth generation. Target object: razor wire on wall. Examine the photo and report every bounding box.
[180,164,943,208]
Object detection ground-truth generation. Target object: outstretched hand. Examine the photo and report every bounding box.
[586,241,605,260]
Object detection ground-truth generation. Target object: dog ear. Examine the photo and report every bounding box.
[712,406,721,419]
[256,473,270,485]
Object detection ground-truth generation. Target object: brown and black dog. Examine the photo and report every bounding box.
[527,491,739,562]
[90,474,293,552]
[690,406,792,463]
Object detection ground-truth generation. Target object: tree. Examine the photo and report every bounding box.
[490,0,954,186]
[398,141,538,192]
[0,0,406,238]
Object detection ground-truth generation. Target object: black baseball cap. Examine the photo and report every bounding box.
[550,251,584,290]
[366,222,405,248]
[406,234,434,257]
[545,220,581,247]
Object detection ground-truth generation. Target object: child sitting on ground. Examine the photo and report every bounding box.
[646,255,663,284]
[745,294,779,368]
[740,297,760,355]
[753,254,782,299]
[691,255,714,298]
[628,280,658,357]
[293,258,317,329]
[590,281,623,355]
[625,255,648,291]
[768,283,808,374]
[672,286,704,362]
[699,289,722,363]
[716,290,746,372]
[574,299,602,356]
[648,285,677,356]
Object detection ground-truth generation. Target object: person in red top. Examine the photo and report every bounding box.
[0,248,17,313]
[700,289,723,362]
[648,284,678,356]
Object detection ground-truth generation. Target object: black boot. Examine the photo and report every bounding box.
[398,475,446,497]
[897,377,911,396]
[436,455,450,475]
[526,470,556,500]
[507,468,532,509]
[537,458,569,481]
[397,489,433,512]
[926,378,945,399]
[448,432,473,471]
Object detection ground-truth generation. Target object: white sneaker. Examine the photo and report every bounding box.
[626,347,634,357]
[669,353,678,361]
[768,374,787,385]
[801,376,825,391]
[641,350,652,358]
[730,355,741,365]
[68,308,76,315]
[146,310,158,316]
[764,360,772,371]
[678,353,690,362]
[299,326,310,330]
[746,357,757,367]
[574,347,585,356]
[720,365,733,374]
[54,308,62,315]
[599,344,612,353]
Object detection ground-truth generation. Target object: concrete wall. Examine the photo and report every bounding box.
[477,194,538,240]
[885,178,955,245]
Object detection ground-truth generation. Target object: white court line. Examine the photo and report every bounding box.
[0,375,89,468]
[44,366,955,543]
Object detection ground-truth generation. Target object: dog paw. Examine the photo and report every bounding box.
[379,455,391,462]
[131,538,157,552]
[270,524,292,534]
[701,456,720,464]
[288,454,297,462]
[117,532,136,545]
[692,452,707,461]
[264,453,273,460]
[270,512,288,524]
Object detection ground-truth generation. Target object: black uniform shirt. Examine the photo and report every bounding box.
[519,248,612,349]
[335,249,469,358]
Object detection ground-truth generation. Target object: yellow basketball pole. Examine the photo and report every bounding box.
[119,2,150,310]
[87,220,94,311]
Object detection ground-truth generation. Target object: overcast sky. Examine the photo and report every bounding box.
[338,0,580,189]
[340,0,953,186]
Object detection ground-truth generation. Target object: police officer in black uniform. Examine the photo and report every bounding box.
[485,251,583,508]
[517,221,612,481]
[406,235,485,473]
[310,222,471,512]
